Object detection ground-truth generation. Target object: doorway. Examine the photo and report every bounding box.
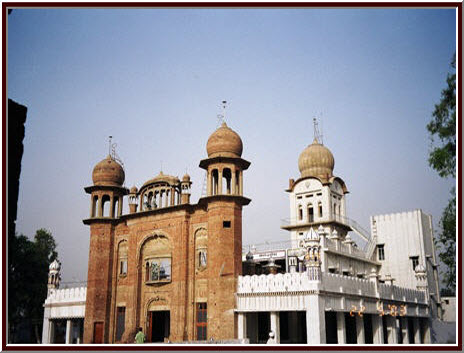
[148,311,170,342]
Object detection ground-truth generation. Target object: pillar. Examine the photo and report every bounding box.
[239,171,243,195]
[238,313,247,340]
[356,315,365,343]
[306,296,326,344]
[387,316,398,343]
[171,187,175,205]
[270,311,280,344]
[49,320,55,344]
[109,196,114,218]
[65,319,72,344]
[336,312,346,344]
[413,317,420,344]
[165,190,169,207]
[231,168,235,195]
[422,318,431,343]
[218,169,223,195]
[97,197,102,217]
[118,196,122,217]
[372,315,385,344]
[207,171,212,196]
[41,314,51,344]
[401,317,409,343]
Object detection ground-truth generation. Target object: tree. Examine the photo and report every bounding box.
[8,228,58,343]
[427,54,456,295]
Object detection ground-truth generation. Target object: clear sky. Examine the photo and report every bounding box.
[8,8,456,285]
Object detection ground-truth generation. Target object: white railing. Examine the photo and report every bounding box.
[242,240,293,254]
[237,272,428,305]
[45,287,87,304]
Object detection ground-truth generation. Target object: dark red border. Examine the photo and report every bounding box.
[3,2,462,352]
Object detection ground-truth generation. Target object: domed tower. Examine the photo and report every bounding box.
[283,124,351,251]
[82,146,129,344]
[47,259,61,294]
[180,173,192,204]
[198,118,251,340]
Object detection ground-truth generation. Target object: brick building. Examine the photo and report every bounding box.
[82,122,250,343]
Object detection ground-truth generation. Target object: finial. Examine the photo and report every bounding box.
[312,116,324,145]
[108,135,113,156]
[216,100,228,127]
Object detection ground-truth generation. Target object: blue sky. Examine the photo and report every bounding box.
[8,8,456,284]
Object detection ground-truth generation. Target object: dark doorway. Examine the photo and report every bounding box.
[149,311,170,342]
[382,315,388,343]
[407,317,415,343]
[325,312,338,343]
[363,314,373,344]
[52,319,67,343]
[257,312,270,343]
[345,313,357,343]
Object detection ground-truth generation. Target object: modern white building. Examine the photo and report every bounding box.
[41,260,86,344]
[370,210,442,318]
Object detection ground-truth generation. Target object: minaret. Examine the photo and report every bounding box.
[47,259,61,295]
[82,141,129,343]
[180,174,192,204]
[198,110,251,340]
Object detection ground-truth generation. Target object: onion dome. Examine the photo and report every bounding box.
[245,251,254,262]
[92,155,125,187]
[49,259,60,271]
[130,186,138,194]
[182,173,191,182]
[206,122,243,158]
[415,264,426,274]
[298,138,334,179]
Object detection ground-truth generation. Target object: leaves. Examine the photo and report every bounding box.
[427,54,456,295]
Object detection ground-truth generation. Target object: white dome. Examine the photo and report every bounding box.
[49,259,60,271]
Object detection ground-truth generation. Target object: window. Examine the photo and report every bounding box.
[119,259,128,276]
[115,307,125,341]
[328,268,336,274]
[307,204,314,222]
[298,206,303,221]
[145,258,171,283]
[377,245,385,261]
[196,303,207,340]
[297,196,302,200]
[318,202,323,218]
[223,221,231,228]
[410,256,419,271]
[198,249,207,268]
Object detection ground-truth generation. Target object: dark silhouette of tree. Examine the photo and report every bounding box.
[427,54,456,296]
[8,229,58,343]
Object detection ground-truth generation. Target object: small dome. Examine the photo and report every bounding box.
[206,122,243,158]
[182,173,191,182]
[298,138,334,179]
[130,186,138,194]
[246,251,254,262]
[142,171,180,189]
[49,259,60,271]
[415,264,426,273]
[92,155,125,187]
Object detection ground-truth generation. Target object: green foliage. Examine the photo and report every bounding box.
[427,54,456,296]
[427,54,456,178]
[8,228,58,343]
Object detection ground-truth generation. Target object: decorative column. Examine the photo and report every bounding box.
[372,315,385,343]
[237,313,247,340]
[422,319,431,343]
[270,312,280,344]
[65,319,72,344]
[239,170,243,195]
[118,196,123,216]
[231,167,235,194]
[317,225,327,272]
[401,317,409,343]
[109,196,114,218]
[218,169,223,195]
[207,171,212,196]
[356,315,365,343]
[97,197,103,217]
[306,296,326,344]
[336,312,347,343]
[413,317,420,343]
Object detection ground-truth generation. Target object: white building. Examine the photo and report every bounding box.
[41,260,86,344]
[236,136,442,344]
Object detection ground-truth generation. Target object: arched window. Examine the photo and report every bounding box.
[113,198,119,218]
[102,195,111,217]
[298,205,303,221]
[141,235,172,284]
[318,202,323,218]
[223,168,232,194]
[211,169,219,195]
[308,204,314,223]
[91,195,98,217]
[235,171,240,195]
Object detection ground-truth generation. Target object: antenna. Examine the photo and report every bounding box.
[108,136,113,156]
[313,116,323,144]
[216,100,228,127]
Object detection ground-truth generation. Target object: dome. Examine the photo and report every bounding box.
[92,155,125,187]
[49,259,60,271]
[245,251,254,262]
[142,171,180,189]
[206,122,243,158]
[298,138,334,179]
[130,186,138,194]
[182,173,191,182]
